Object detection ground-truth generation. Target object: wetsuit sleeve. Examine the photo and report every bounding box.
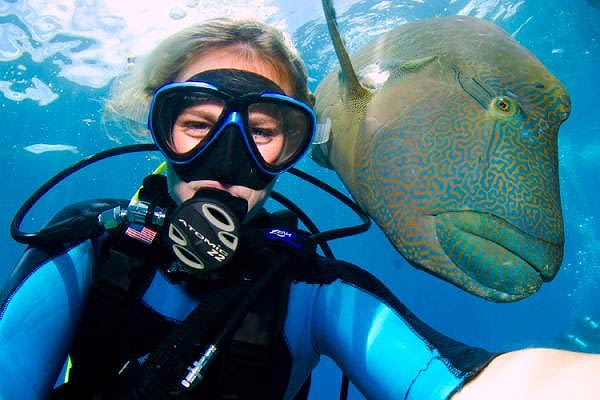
[310,266,496,400]
[0,241,94,400]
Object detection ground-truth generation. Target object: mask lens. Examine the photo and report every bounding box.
[151,85,227,162]
[247,100,313,171]
[170,97,226,155]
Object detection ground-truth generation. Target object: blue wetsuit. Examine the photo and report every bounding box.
[0,206,494,400]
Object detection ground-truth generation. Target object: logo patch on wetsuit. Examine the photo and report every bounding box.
[265,228,305,249]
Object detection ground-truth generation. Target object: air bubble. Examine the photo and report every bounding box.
[169,7,187,20]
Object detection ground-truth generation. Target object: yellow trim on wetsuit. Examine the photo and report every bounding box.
[130,161,167,202]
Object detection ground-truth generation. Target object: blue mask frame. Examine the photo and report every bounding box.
[148,81,316,177]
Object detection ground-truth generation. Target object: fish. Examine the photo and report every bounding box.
[311,0,571,301]
[24,144,80,155]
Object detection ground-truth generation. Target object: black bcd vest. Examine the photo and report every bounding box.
[51,175,320,400]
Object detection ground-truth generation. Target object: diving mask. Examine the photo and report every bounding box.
[149,69,316,190]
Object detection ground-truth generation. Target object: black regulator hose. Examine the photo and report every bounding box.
[288,168,371,243]
[10,144,158,246]
[10,144,371,248]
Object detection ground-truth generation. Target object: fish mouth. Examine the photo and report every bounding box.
[433,211,563,298]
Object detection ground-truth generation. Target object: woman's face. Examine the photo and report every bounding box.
[167,45,295,217]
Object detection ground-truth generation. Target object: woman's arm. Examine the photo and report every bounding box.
[306,261,600,400]
[0,241,94,399]
[452,348,600,399]
[310,276,495,399]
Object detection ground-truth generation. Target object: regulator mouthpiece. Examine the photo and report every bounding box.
[165,189,248,279]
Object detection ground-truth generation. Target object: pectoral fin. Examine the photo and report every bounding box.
[384,55,438,80]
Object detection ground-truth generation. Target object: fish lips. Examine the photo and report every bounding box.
[433,211,564,299]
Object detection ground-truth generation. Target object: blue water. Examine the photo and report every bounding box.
[1,1,599,398]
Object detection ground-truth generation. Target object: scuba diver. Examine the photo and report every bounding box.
[1,18,600,400]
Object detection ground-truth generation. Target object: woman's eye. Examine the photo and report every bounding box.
[187,121,212,132]
[179,120,214,137]
[252,123,285,142]
[173,105,220,139]
[252,128,278,143]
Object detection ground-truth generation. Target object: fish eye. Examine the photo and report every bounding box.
[490,96,517,118]
[495,97,511,112]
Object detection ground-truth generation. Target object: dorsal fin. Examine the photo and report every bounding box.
[322,0,371,102]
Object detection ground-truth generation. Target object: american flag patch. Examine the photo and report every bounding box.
[125,223,157,245]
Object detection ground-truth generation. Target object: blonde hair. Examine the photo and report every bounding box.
[104,18,312,139]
